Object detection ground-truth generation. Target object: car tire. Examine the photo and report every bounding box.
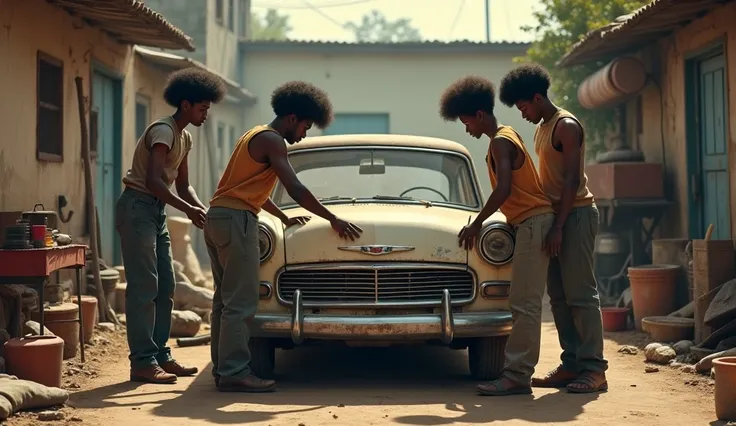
[248,338,276,379]
[468,335,507,381]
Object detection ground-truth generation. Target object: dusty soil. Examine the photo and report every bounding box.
[3,303,725,426]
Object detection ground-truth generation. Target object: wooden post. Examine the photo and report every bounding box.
[74,76,109,323]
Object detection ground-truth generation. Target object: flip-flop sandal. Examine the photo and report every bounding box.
[566,372,608,394]
[531,365,578,388]
[477,379,533,396]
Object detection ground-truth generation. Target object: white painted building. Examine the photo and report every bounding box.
[238,40,535,198]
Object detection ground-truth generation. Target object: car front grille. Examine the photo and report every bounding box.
[277,265,475,306]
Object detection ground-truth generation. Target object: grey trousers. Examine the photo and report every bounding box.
[115,188,176,370]
[204,206,260,381]
[501,212,554,385]
[547,204,608,373]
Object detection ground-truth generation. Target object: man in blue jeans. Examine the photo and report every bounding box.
[116,68,226,384]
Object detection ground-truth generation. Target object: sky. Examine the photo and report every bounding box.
[250,0,540,43]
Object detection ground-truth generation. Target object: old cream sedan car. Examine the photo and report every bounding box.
[251,134,514,380]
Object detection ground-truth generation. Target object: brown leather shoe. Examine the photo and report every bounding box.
[531,364,578,388]
[217,374,276,393]
[161,360,198,377]
[130,365,177,384]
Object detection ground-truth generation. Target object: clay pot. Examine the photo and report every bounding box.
[601,307,629,332]
[627,264,680,331]
[713,356,736,421]
[115,283,127,314]
[42,303,80,360]
[3,335,64,388]
[73,295,98,343]
[641,316,694,342]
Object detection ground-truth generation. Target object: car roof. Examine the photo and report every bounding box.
[287,134,473,157]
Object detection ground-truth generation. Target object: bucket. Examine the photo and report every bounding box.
[73,295,98,343]
[627,264,680,331]
[3,335,64,388]
[41,303,79,360]
[601,307,629,332]
[713,356,736,421]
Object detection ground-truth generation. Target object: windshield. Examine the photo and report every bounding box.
[271,147,481,209]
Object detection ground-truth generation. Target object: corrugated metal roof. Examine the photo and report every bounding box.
[46,0,195,51]
[134,46,256,103]
[558,0,734,67]
[240,39,530,54]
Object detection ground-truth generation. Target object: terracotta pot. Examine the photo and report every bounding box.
[627,264,680,331]
[713,356,736,421]
[3,335,64,388]
[42,303,79,360]
[73,295,98,343]
[641,316,694,342]
[601,307,629,332]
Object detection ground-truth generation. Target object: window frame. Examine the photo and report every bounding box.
[36,51,64,162]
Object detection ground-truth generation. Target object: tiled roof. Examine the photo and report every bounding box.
[559,0,732,67]
[46,0,195,51]
[240,39,530,53]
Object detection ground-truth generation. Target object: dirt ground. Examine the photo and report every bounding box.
[4,301,725,426]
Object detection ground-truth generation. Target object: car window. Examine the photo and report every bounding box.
[271,147,481,209]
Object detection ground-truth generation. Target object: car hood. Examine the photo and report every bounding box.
[278,203,506,265]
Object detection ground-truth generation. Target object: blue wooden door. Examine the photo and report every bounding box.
[92,72,119,263]
[698,54,731,239]
[322,113,390,135]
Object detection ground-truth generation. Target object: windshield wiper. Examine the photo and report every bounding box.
[372,195,432,207]
[318,196,357,203]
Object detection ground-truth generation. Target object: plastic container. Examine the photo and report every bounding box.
[627,264,680,331]
[713,356,736,421]
[3,335,64,388]
[73,295,98,343]
[601,307,629,332]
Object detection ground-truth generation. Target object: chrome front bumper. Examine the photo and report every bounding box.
[251,289,512,344]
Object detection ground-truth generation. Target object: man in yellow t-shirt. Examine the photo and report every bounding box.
[499,63,608,394]
[117,68,226,384]
[205,81,362,393]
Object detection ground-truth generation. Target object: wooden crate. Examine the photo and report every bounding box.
[585,162,664,199]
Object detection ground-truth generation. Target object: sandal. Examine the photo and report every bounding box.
[531,365,578,388]
[566,371,608,394]
[477,377,532,397]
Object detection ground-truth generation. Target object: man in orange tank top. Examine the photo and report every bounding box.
[205,81,362,393]
[499,64,608,394]
[116,68,226,384]
[440,76,555,396]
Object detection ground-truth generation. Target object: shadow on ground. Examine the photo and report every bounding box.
[69,343,599,425]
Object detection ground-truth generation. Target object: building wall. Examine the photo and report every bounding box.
[633,2,736,239]
[0,0,136,242]
[140,0,208,64]
[205,0,242,81]
[240,50,537,198]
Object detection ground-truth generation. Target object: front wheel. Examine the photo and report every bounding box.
[248,338,276,379]
[468,336,507,380]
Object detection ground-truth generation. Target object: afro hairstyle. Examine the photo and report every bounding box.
[270,81,333,129]
[439,75,496,121]
[163,68,227,108]
[499,63,551,107]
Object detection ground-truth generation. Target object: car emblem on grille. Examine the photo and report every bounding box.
[338,245,415,255]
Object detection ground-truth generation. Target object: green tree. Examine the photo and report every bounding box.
[249,9,292,40]
[344,10,422,43]
[519,0,650,157]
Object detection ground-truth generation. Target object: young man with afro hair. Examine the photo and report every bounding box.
[205,80,363,393]
[499,63,608,394]
[117,67,226,384]
[439,75,554,396]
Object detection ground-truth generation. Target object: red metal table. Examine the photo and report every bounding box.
[0,244,87,362]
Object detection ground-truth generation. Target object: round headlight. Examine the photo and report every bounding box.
[479,224,514,265]
[258,223,274,264]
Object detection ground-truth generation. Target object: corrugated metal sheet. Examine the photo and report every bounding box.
[134,46,256,103]
[46,0,195,51]
[558,0,734,67]
[240,39,531,54]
